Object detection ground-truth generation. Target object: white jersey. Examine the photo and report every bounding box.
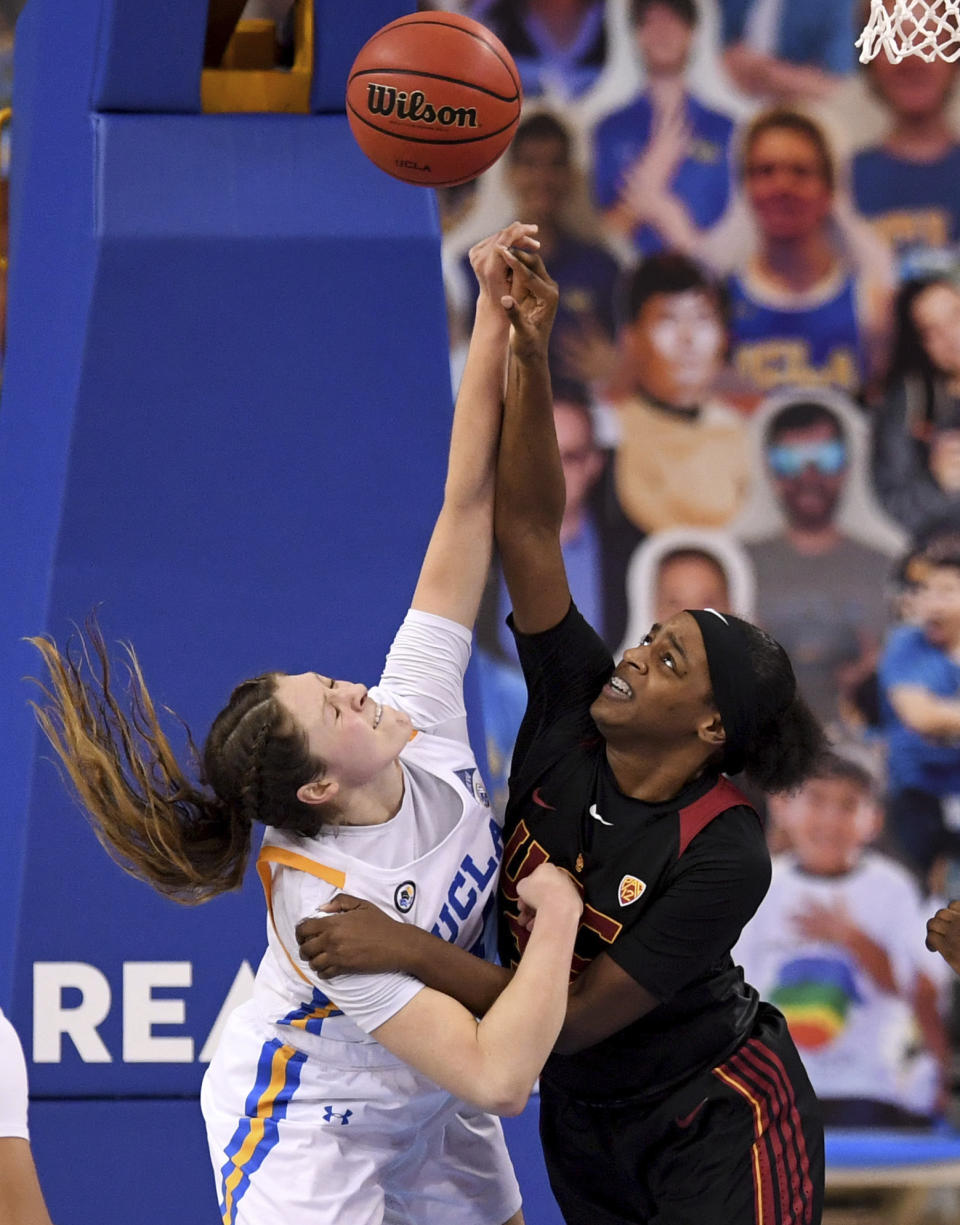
[734,850,942,1114]
[0,1007,30,1140]
[252,608,503,1054]
[202,609,520,1225]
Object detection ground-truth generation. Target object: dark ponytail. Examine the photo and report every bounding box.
[737,623,829,793]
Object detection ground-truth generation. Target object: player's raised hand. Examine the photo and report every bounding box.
[926,898,960,976]
[495,243,559,363]
[469,221,540,305]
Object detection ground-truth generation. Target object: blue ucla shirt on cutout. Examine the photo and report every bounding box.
[880,623,960,794]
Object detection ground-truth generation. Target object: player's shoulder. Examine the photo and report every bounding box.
[667,797,771,904]
[402,734,492,811]
[400,725,476,770]
[258,826,356,905]
[688,799,765,847]
[514,600,611,668]
[675,794,768,878]
[396,606,473,648]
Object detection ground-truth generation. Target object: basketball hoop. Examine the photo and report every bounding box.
[857,0,960,62]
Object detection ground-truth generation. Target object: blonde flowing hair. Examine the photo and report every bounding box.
[28,620,323,904]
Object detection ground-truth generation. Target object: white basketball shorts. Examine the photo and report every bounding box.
[201,999,522,1225]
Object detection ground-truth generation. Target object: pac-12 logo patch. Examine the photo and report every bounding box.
[454,767,490,807]
[618,875,646,906]
[394,881,416,913]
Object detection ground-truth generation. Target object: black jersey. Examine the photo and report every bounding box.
[501,603,772,1104]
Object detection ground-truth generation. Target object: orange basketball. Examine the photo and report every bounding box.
[346,12,522,188]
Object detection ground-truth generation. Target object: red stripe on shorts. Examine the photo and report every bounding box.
[736,1039,815,1224]
[712,1061,779,1224]
[727,1047,795,1225]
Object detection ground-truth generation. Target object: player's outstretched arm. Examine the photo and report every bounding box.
[411,222,539,631]
[494,246,571,635]
[370,864,580,1115]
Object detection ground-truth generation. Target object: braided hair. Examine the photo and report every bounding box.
[28,621,325,905]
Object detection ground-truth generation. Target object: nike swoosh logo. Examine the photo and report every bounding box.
[675,1098,708,1129]
[532,787,556,810]
[589,803,613,826]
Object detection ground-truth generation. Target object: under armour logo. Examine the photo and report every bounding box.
[589,803,613,826]
[322,1106,353,1125]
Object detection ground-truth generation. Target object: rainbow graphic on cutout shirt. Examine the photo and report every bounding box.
[769,956,863,1049]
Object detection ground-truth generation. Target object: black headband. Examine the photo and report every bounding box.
[686,608,759,776]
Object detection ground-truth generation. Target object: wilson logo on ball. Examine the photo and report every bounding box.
[346,10,522,187]
[366,84,478,129]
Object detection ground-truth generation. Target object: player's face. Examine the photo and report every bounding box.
[629,290,725,406]
[273,672,411,788]
[870,46,958,118]
[918,565,960,648]
[912,282,960,377]
[781,778,876,875]
[766,420,847,530]
[507,136,571,224]
[654,555,730,623]
[635,4,694,76]
[591,612,716,746]
[744,128,833,242]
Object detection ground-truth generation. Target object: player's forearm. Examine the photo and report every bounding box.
[495,350,565,544]
[443,300,508,511]
[401,923,513,1016]
[412,303,506,624]
[475,903,581,1113]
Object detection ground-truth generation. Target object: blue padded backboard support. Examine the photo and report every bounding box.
[91,0,209,112]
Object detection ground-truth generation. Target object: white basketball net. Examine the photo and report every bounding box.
[858,0,960,62]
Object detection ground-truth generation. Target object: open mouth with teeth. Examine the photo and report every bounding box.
[372,701,383,730]
[605,673,634,700]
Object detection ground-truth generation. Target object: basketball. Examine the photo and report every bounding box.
[346,12,522,188]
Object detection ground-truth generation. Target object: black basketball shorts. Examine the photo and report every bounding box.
[538,1003,824,1225]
